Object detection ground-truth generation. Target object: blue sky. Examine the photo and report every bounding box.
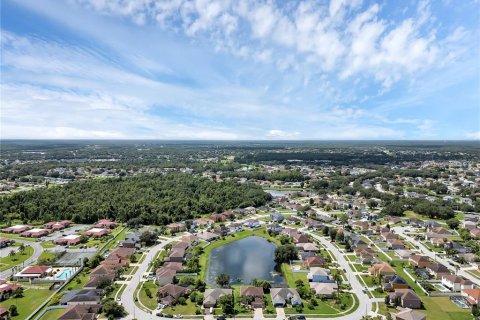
[1,0,479,140]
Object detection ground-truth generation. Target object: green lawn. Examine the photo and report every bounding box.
[37,250,57,265]
[139,281,159,310]
[0,287,52,320]
[466,269,480,279]
[99,226,128,255]
[285,293,356,315]
[0,233,37,242]
[162,299,199,315]
[40,241,57,249]
[38,308,65,320]
[0,246,34,272]
[281,264,308,288]
[360,275,377,287]
[422,297,472,320]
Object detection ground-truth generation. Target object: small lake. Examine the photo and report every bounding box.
[206,236,284,287]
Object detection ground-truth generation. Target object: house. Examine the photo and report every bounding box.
[309,282,338,297]
[221,210,236,220]
[270,213,284,222]
[213,226,229,236]
[430,226,450,234]
[1,225,33,234]
[441,275,474,292]
[392,308,426,320]
[244,219,261,229]
[409,255,431,268]
[60,289,102,305]
[352,221,369,231]
[0,281,21,301]
[209,214,226,223]
[14,265,53,281]
[303,218,323,230]
[20,228,50,238]
[462,221,477,230]
[368,263,395,277]
[166,222,186,234]
[94,219,117,229]
[0,306,8,320]
[388,289,422,309]
[196,231,218,242]
[239,287,265,308]
[192,217,212,228]
[462,288,480,306]
[58,304,102,320]
[293,234,310,244]
[203,288,232,308]
[383,275,409,292]
[430,237,446,247]
[44,220,71,230]
[167,249,185,263]
[304,256,326,268]
[395,249,413,260]
[470,228,480,239]
[84,228,110,237]
[266,223,283,233]
[381,232,399,242]
[55,234,82,246]
[156,267,176,286]
[0,238,12,248]
[157,284,188,305]
[387,239,405,250]
[84,274,115,289]
[270,288,302,307]
[307,267,332,283]
[426,263,449,279]
[300,242,320,252]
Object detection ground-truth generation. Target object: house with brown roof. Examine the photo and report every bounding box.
[156,267,176,286]
[239,287,265,308]
[0,306,8,320]
[203,288,232,308]
[381,232,399,242]
[13,265,53,281]
[408,255,431,268]
[84,274,115,289]
[1,225,32,234]
[382,275,409,292]
[304,256,326,268]
[351,221,369,232]
[388,289,422,309]
[58,303,101,320]
[387,239,405,250]
[20,228,50,238]
[94,219,117,229]
[166,222,186,233]
[293,234,310,244]
[462,288,480,306]
[470,228,480,239]
[0,238,12,248]
[368,263,395,277]
[309,282,338,297]
[84,228,110,237]
[157,284,188,306]
[426,263,449,279]
[392,308,426,320]
[0,281,21,301]
[441,275,474,292]
[209,214,226,223]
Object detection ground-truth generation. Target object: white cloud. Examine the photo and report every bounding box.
[266,130,300,138]
[466,131,480,140]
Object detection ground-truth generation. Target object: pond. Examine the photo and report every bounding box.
[264,189,293,198]
[206,236,285,287]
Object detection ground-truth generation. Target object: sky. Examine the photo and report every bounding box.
[1,0,479,140]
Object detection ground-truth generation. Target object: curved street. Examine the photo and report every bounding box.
[0,239,44,279]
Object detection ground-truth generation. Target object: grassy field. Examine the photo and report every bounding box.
[0,245,34,272]
[40,242,57,249]
[99,226,128,255]
[38,308,65,320]
[284,293,356,316]
[0,287,52,320]
[36,250,57,264]
[0,233,37,242]
[138,280,159,310]
[422,297,472,320]
[162,299,199,315]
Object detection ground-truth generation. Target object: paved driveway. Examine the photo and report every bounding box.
[253,308,264,319]
[275,308,285,319]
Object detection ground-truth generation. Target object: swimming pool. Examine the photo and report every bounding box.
[450,297,469,309]
[55,268,73,280]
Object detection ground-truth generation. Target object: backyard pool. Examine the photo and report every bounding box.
[450,296,470,309]
[54,268,74,280]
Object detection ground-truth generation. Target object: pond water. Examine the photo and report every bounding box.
[264,189,293,198]
[206,236,285,287]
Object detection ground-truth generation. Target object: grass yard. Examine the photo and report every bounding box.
[37,250,57,264]
[281,264,308,288]
[467,269,480,279]
[0,245,34,272]
[284,293,356,315]
[38,308,65,320]
[0,233,37,242]
[360,275,377,287]
[99,226,128,255]
[0,287,52,320]
[422,297,472,320]
[139,281,159,310]
[40,242,57,249]
[162,299,199,315]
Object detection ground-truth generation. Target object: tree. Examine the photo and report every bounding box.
[381,202,405,216]
[103,300,126,318]
[335,231,345,243]
[446,218,460,230]
[9,250,16,261]
[140,231,158,246]
[216,273,231,288]
[339,214,349,226]
[9,305,18,316]
[12,287,23,298]
[130,254,137,263]
[218,295,235,315]
[329,228,337,241]
[274,244,298,264]
[145,288,152,299]
[18,243,26,254]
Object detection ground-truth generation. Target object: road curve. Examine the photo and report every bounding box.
[0,239,43,279]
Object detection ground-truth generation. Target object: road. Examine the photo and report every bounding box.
[0,239,43,278]
[120,236,178,320]
[393,226,480,287]
[305,231,373,320]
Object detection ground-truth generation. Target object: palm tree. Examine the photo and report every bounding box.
[332,272,342,297]
[9,250,16,261]
[19,244,26,254]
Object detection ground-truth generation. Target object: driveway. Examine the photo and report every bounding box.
[275,307,285,319]
[253,308,264,319]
